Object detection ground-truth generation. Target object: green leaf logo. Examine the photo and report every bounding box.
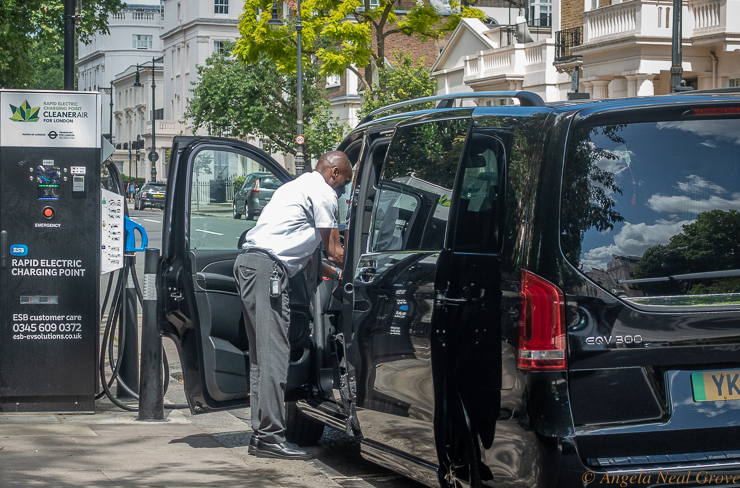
[9,100,40,122]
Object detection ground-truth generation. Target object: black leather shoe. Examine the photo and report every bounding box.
[250,439,312,460]
[248,435,258,454]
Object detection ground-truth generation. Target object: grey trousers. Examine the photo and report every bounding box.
[233,250,290,444]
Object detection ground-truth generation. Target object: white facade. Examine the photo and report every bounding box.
[159,0,292,173]
[572,0,740,97]
[432,16,571,103]
[160,0,242,123]
[75,1,164,143]
[112,64,167,180]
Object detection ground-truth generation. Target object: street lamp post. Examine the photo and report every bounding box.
[109,81,114,142]
[133,57,164,182]
[269,1,305,175]
[100,81,114,144]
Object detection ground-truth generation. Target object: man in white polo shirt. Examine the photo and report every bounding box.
[234,151,351,460]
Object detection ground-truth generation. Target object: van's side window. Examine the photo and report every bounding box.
[189,148,280,250]
[453,133,505,253]
[369,119,469,252]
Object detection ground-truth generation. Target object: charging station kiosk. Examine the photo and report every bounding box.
[0,90,102,412]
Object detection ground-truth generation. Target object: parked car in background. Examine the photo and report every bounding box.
[232,172,283,220]
[134,182,166,210]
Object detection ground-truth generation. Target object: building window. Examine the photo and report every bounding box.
[186,43,190,73]
[529,0,551,26]
[326,74,341,87]
[214,0,229,14]
[214,41,226,54]
[132,35,153,50]
[730,78,740,87]
[177,2,181,22]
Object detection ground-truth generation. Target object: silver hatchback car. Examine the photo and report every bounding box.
[232,172,283,220]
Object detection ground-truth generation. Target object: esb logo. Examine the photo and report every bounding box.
[10,245,28,256]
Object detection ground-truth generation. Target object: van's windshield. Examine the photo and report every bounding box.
[561,117,740,307]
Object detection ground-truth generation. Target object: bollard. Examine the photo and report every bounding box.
[116,254,140,399]
[138,248,164,420]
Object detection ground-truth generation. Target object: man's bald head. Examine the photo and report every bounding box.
[315,151,352,196]
[316,151,351,176]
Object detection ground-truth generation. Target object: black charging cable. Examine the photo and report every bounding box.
[98,162,188,412]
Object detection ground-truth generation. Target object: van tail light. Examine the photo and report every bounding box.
[685,107,740,116]
[251,180,260,193]
[518,270,566,371]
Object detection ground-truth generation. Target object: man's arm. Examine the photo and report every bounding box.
[319,227,344,266]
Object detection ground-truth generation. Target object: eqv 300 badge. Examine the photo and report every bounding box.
[586,335,643,345]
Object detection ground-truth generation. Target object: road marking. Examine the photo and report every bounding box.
[195,229,224,235]
[143,219,161,224]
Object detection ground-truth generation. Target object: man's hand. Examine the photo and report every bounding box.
[319,227,344,266]
[321,262,342,281]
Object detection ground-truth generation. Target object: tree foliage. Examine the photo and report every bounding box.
[0,0,124,88]
[358,52,436,119]
[235,0,484,88]
[635,209,740,295]
[560,125,626,266]
[184,47,348,160]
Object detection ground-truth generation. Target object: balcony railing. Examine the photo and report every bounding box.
[580,0,731,45]
[463,38,556,82]
[585,1,638,41]
[691,0,722,31]
[555,27,582,61]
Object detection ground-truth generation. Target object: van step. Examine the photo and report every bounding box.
[591,450,740,467]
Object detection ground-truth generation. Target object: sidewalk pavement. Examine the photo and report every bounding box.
[0,400,342,488]
[0,336,406,488]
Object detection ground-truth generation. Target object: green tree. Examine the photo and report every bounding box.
[635,209,740,295]
[32,41,64,90]
[185,48,348,160]
[234,0,484,89]
[358,52,436,119]
[0,0,124,88]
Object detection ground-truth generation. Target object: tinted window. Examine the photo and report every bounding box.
[257,176,281,190]
[142,183,165,192]
[370,119,469,252]
[561,118,740,307]
[453,133,505,253]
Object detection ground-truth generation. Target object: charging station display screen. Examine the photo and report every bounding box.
[37,165,60,200]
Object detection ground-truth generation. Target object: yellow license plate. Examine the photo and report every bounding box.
[691,370,740,402]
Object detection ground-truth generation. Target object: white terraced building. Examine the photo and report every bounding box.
[565,0,740,97]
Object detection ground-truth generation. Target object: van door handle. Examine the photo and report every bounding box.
[435,290,468,309]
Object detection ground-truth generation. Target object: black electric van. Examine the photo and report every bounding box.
[159,90,740,487]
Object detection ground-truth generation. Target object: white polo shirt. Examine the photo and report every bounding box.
[243,171,338,277]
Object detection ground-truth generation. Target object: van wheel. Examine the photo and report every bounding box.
[233,202,242,219]
[285,401,324,446]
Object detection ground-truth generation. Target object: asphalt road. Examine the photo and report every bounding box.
[104,205,427,488]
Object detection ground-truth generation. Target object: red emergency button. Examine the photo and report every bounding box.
[42,207,55,219]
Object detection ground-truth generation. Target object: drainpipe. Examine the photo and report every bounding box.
[710,51,718,88]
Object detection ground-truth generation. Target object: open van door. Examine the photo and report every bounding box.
[158,137,315,413]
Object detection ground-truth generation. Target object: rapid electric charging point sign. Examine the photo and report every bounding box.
[0,90,101,413]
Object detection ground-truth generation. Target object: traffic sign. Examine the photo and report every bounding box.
[296,135,305,145]
[148,151,159,163]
